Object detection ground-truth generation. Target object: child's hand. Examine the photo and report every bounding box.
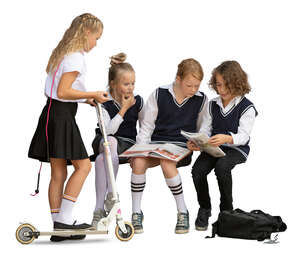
[208,134,233,147]
[121,94,136,110]
[94,91,109,104]
[85,98,96,106]
[187,140,201,151]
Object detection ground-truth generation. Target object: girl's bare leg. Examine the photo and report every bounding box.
[49,158,67,215]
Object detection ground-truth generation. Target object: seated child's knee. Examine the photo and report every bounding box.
[133,157,147,172]
[215,158,232,173]
[95,153,105,164]
[107,136,118,146]
[214,165,231,179]
[191,167,207,179]
[160,159,176,168]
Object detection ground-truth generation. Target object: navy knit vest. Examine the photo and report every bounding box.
[210,96,258,158]
[151,87,207,145]
[99,95,143,141]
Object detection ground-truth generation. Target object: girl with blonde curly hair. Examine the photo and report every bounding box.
[28,13,109,241]
[90,53,145,228]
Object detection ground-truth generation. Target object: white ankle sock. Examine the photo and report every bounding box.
[131,173,146,213]
[165,174,187,213]
[51,208,60,222]
[56,194,77,224]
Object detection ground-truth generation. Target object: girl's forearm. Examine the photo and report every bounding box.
[57,87,97,100]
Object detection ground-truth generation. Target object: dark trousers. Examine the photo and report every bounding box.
[191,147,246,211]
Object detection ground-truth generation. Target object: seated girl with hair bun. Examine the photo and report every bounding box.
[90,53,145,228]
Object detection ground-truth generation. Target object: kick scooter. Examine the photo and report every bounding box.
[16,102,134,244]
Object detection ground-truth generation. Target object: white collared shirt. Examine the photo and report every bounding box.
[101,92,145,135]
[136,83,208,144]
[199,96,256,146]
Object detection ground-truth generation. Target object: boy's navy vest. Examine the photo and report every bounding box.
[210,96,258,158]
[96,95,143,142]
[151,87,207,145]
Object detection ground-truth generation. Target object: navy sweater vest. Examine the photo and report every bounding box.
[98,95,143,141]
[151,88,206,145]
[210,96,258,158]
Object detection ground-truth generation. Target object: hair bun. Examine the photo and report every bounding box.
[110,52,127,66]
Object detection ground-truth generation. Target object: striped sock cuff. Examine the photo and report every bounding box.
[131,182,146,193]
[168,183,183,196]
[63,194,77,203]
[51,208,60,214]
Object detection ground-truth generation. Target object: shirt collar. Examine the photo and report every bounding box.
[168,83,203,99]
[215,95,243,109]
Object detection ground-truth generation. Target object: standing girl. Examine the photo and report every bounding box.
[131,59,207,234]
[28,13,109,241]
[188,60,258,231]
[90,53,144,228]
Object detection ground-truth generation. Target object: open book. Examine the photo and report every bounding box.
[119,143,191,162]
[181,130,226,157]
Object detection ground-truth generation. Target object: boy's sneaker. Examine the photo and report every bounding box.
[195,208,211,231]
[104,192,119,213]
[91,209,107,229]
[131,211,144,234]
[175,211,189,234]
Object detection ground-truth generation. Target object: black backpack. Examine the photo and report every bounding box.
[207,209,287,241]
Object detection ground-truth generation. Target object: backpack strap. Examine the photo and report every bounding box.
[205,221,218,239]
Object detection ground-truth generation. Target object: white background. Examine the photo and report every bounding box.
[1,0,299,257]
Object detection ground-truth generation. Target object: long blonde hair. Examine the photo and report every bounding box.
[46,13,103,74]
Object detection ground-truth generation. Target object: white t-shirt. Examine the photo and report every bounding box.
[44,51,87,102]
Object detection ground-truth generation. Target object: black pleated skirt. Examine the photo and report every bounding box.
[28,98,88,163]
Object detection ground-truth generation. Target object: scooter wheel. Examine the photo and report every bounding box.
[115,221,134,241]
[16,224,36,245]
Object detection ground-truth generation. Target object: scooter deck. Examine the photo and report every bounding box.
[29,229,108,237]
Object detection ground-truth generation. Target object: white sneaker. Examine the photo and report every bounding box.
[91,209,107,229]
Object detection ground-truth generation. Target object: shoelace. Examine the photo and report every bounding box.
[132,213,143,225]
[177,213,188,226]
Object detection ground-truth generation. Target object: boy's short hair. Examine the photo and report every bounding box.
[176,58,204,81]
[209,61,251,96]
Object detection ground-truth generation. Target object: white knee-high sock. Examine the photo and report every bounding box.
[165,174,188,213]
[105,137,119,193]
[56,194,77,224]
[95,153,107,211]
[131,173,146,213]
